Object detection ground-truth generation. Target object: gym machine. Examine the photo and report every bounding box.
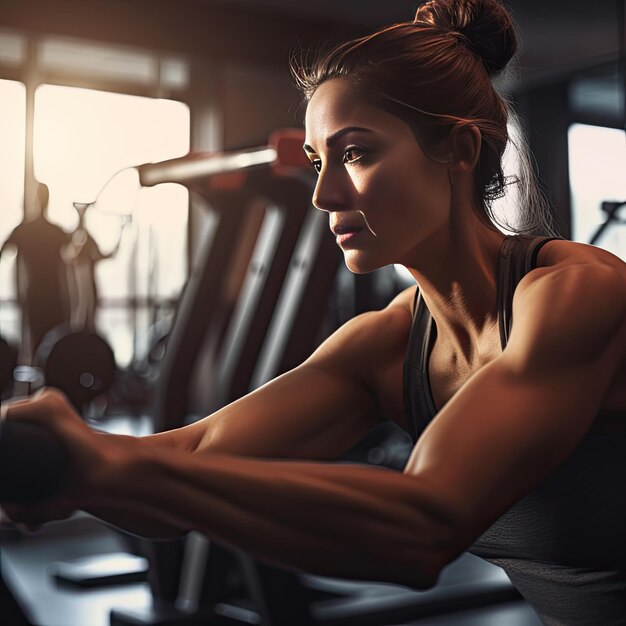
[33,200,130,413]
[588,200,626,246]
[138,129,332,434]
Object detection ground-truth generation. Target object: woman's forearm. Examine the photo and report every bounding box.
[84,503,186,539]
[84,434,186,539]
[84,436,455,589]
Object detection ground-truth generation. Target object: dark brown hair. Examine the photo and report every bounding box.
[290,0,560,237]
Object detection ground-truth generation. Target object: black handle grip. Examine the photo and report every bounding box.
[0,419,70,505]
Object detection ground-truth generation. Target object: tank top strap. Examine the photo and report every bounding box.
[496,234,562,349]
[403,287,437,442]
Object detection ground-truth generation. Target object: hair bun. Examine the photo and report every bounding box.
[414,0,518,77]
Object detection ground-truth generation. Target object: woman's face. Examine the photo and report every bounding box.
[304,78,451,274]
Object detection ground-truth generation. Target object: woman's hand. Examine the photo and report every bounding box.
[1,496,78,532]
[0,388,118,528]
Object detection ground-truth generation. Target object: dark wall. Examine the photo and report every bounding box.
[0,0,356,67]
[516,81,573,240]
[222,63,305,150]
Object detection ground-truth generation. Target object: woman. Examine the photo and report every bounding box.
[3,1,626,623]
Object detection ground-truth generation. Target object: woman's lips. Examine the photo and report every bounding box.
[335,228,364,246]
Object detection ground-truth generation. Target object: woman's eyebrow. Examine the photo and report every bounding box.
[303,126,375,153]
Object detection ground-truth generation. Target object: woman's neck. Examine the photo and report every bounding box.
[404,218,507,366]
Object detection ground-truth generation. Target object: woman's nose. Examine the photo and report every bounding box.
[312,168,348,213]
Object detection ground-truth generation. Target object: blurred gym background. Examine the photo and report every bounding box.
[0,1,624,625]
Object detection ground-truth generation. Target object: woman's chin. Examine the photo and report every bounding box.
[343,252,384,275]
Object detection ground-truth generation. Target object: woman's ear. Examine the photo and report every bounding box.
[448,124,482,174]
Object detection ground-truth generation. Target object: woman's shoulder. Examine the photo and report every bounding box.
[536,237,626,274]
[386,283,419,319]
[306,285,416,384]
[510,238,626,359]
[344,285,417,351]
[517,237,625,310]
[522,238,626,316]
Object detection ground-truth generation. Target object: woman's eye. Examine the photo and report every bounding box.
[308,148,365,174]
[343,147,365,164]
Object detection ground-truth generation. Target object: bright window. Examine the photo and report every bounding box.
[568,123,626,260]
[34,85,191,366]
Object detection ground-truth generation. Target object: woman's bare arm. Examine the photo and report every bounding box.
[143,286,415,458]
[82,289,415,538]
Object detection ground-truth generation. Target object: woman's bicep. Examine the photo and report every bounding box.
[193,362,382,460]
[154,307,410,460]
[142,364,379,460]
[404,358,602,545]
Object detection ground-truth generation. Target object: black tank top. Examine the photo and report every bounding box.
[403,234,626,625]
